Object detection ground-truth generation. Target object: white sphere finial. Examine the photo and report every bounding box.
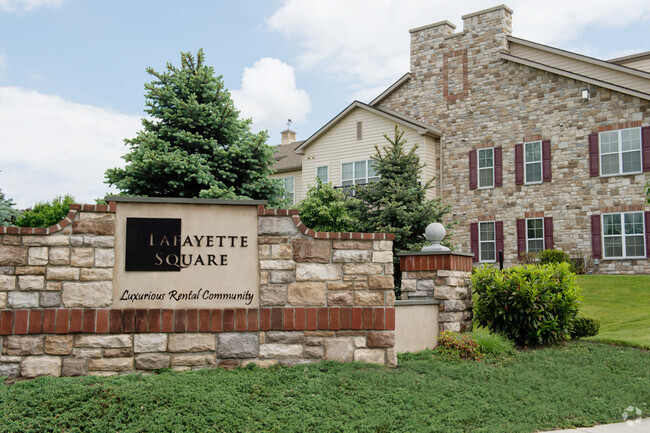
[421,222,450,252]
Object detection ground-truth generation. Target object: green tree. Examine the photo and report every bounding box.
[105,50,284,205]
[296,179,356,232]
[0,189,21,226]
[349,126,453,252]
[15,195,75,228]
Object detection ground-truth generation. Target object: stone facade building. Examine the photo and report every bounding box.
[273,5,650,273]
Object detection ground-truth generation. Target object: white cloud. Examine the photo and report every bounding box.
[0,0,64,12]
[0,87,142,208]
[0,53,6,81]
[231,57,311,134]
[267,0,650,101]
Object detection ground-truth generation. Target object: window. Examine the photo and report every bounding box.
[526,218,544,252]
[599,127,642,176]
[478,148,494,188]
[602,212,645,258]
[479,222,496,262]
[280,176,294,204]
[524,141,542,184]
[341,160,378,194]
[316,166,329,183]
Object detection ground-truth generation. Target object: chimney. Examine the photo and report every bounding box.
[281,129,296,145]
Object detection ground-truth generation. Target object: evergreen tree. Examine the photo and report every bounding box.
[14,194,74,228]
[349,126,454,252]
[0,188,20,226]
[297,179,356,232]
[106,50,284,205]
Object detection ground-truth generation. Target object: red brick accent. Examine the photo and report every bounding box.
[306,308,318,331]
[83,309,96,333]
[283,308,294,331]
[399,253,472,272]
[235,308,247,331]
[385,308,396,331]
[340,307,352,330]
[135,309,148,333]
[362,308,374,329]
[123,309,136,333]
[271,308,283,331]
[373,308,385,330]
[318,307,329,330]
[259,308,271,331]
[524,211,544,218]
[55,309,69,334]
[149,309,161,332]
[29,310,43,334]
[96,310,109,333]
[187,309,199,332]
[14,310,28,335]
[211,309,223,333]
[351,308,363,330]
[70,309,83,333]
[161,309,174,333]
[596,121,642,132]
[0,310,13,334]
[247,309,258,331]
[294,307,306,331]
[173,310,186,333]
[600,204,645,213]
[329,308,340,330]
[443,49,468,102]
[110,309,122,333]
[223,309,235,332]
[42,310,56,333]
[199,309,211,332]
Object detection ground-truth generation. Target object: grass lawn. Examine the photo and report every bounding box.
[1,341,648,433]
[575,275,650,349]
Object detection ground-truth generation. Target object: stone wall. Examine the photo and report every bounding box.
[380,5,650,273]
[0,203,396,378]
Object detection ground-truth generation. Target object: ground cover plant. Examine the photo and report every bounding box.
[1,342,648,433]
[576,275,650,349]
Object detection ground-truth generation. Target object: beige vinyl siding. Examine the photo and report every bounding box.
[302,107,437,200]
[509,42,650,94]
[621,58,650,73]
[269,169,303,204]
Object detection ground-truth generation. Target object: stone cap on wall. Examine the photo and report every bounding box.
[105,196,267,206]
[395,299,441,306]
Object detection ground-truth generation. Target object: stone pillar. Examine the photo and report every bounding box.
[397,251,473,333]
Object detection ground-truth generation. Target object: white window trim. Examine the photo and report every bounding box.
[477,147,495,189]
[526,217,545,253]
[479,221,496,263]
[281,176,295,205]
[601,212,646,260]
[341,160,379,189]
[524,140,543,185]
[316,165,329,183]
[599,127,643,177]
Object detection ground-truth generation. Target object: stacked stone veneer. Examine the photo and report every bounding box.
[379,5,650,273]
[398,252,473,333]
[0,203,396,378]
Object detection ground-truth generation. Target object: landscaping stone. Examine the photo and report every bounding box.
[104,348,133,358]
[70,248,93,267]
[40,292,61,307]
[354,291,384,306]
[134,334,167,353]
[44,336,73,355]
[295,264,341,281]
[342,264,382,275]
[259,344,302,359]
[3,336,44,356]
[135,353,170,370]
[168,334,216,353]
[292,239,331,263]
[94,249,114,267]
[332,250,372,263]
[28,247,49,266]
[367,331,395,348]
[7,291,38,308]
[265,332,304,344]
[332,241,371,250]
[217,333,258,358]
[75,335,132,348]
[323,338,354,362]
[170,354,216,367]
[49,248,70,265]
[22,356,61,378]
[0,363,20,377]
[62,282,112,307]
[0,275,15,291]
[354,349,385,364]
[269,270,295,284]
[258,217,298,236]
[259,285,287,306]
[327,291,353,306]
[62,359,87,376]
[288,282,327,306]
[0,246,28,266]
[18,275,45,291]
[88,358,133,371]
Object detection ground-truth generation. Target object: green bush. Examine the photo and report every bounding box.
[436,331,484,361]
[539,249,571,266]
[472,263,580,346]
[571,316,600,339]
[296,179,357,232]
[471,327,516,357]
[14,195,75,228]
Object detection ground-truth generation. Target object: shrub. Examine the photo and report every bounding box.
[471,328,516,357]
[15,195,75,228]
[296,179,357,232]
[437,331,484,361]
[517,251,539,265]
[472,263,580,346]
[539,249,571,266]
[571,316,600,339]
[569,250,597,275]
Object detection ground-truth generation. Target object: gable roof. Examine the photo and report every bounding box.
[272,140,303,172]
[369,73,412,107]
[503,36,650,100]
[295,100,440,154]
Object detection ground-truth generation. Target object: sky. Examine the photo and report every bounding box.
[0,0,648,208]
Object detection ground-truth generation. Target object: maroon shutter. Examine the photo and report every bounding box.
[645,211,650,258]
[470,222,479,262]
[515,143,524,185]
[543,217,553,250]
[588,133,599,177]
[642,126,650,172]
[469,150,478,190]
[495,221,504,257]
[494,147,503,187]
[590,214,602,259]
[516,219,526,256]
[542,140,552,182]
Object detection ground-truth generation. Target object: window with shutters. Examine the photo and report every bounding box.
[602,212,646,259]
[316,166,329,183]
[524,141,542,184]
[479,221,496,262]
[280,176,294,205]
[599,128,642,176]
[526,218,544,252]
[478,148,494,188]
[341,160,379,195]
